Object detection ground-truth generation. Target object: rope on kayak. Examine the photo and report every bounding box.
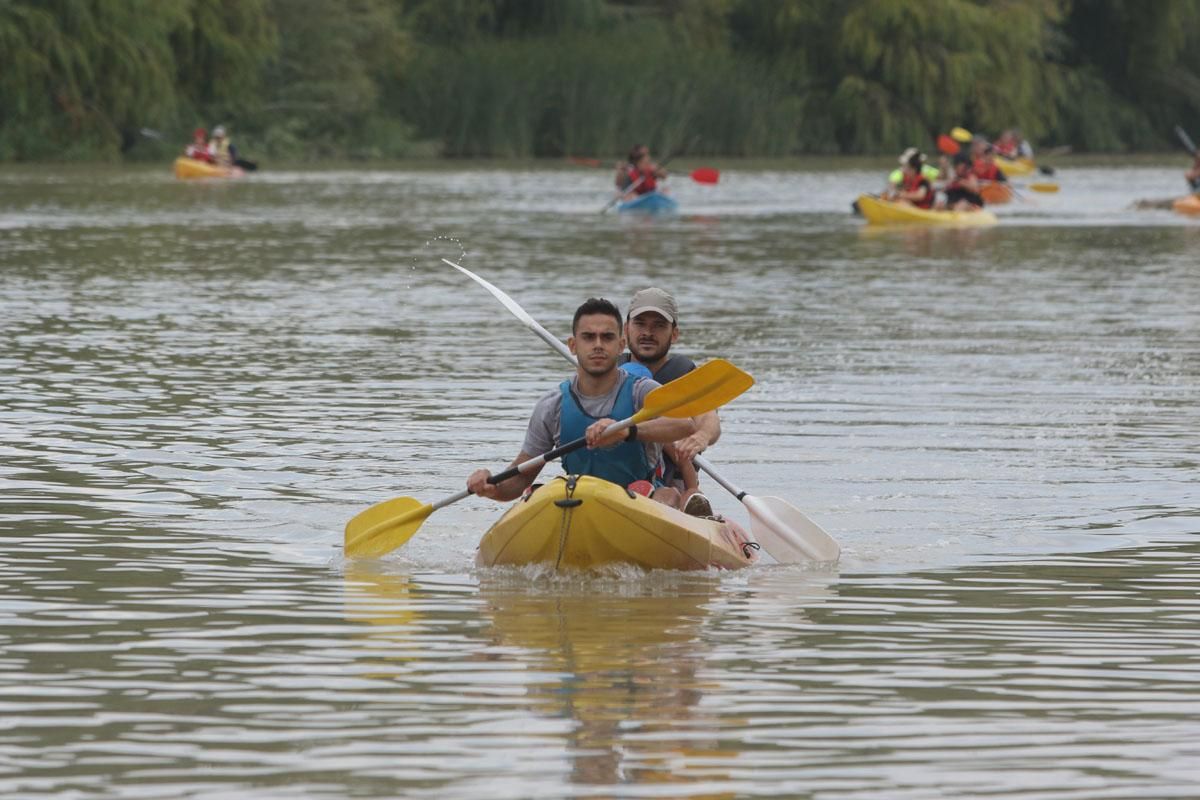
[741,541,761,559]
[553,475,581,570]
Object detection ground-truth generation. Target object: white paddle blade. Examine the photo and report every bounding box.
[744,495,840,563]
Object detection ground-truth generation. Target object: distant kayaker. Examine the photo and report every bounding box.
[994,129,1020,159]
[208,125,237,168]
[467,297,697,509]
[972,144,1008,183]
[619,287,720,517]
[886,149,935,209]
[942,154,985,211]
[1186,152,1200,192]
[615,145,667,197]
[184,128,213,162]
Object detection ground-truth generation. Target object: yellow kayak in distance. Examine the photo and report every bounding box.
[995,156,1037,176]
[173,156,244,180]
[856,194,998,227]
[476,475,758,572]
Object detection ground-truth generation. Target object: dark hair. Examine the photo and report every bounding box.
[628,144,648,164]
[572,297,623,334]
[953,153,971,167]
[907,152,925,170]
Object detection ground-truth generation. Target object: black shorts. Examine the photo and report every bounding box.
[945,188,983,207]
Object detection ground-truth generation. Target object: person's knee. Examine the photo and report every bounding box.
[651,486,682,509]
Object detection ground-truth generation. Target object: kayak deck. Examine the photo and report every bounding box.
[476,475,756,571]
[856,194,998,226]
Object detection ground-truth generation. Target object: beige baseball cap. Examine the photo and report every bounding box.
[627,287,677,324]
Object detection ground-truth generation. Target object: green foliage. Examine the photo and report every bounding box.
[402,25,802,158]
[0,0,187,159]
[5,0,1200,160]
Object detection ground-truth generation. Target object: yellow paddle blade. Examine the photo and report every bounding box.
[635,358,754,422]
[950,126,973,143]
[1029,182,1060,193]
[344,496,433,558]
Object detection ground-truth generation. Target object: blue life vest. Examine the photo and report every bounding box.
[617,353,697,484]
[559,374,654,486]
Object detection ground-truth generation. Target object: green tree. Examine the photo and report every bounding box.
[0,0,186,159]
[253,0,409,158]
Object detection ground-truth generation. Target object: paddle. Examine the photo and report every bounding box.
[1028,182,1059,193]
[573,155,718,185]
[574,152,718,186]
[1175,124,1197,155]
[344,357,755,558]
[234,158,258,172]
[442,257,840,563]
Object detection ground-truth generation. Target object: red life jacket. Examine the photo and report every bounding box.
[995,141,1018,158]
[625,166,657,195]
[973,160,1003,181]
[902,173,934,209]
[185,144,213,162]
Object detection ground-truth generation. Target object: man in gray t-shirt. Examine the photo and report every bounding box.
[467,298,697,509]
[522,372,665,475]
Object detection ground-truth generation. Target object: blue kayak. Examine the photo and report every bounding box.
[617,191,679,214]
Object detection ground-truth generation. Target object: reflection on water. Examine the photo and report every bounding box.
[2,164,1198,798]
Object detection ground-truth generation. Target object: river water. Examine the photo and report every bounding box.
[2,163,1198,798]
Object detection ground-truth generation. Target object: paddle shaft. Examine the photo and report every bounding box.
[1175,125,1197,156]
[427,418,633,512]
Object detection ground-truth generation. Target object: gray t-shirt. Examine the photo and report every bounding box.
[523,373,663,471]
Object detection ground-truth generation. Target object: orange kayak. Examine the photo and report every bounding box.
[980,182,1013,205]
[1172,194,1200,215]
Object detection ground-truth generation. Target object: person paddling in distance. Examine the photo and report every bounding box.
[619,287,720,515]
[884,149,935,208]
[1185,152,1200,193]
[615,144,668,198]
[207,124,237,168]
[467,298,697,508]
[972,143,1008,184]
[890,147,941,189]
[184,127,214,162]
[941,153,986,211]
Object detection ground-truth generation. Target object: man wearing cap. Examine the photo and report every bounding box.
[620,287,722,515]
[207,125,238,168]
[467,297,696,508]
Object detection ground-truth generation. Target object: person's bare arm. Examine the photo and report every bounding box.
[467,451,542,502]
[672,410,720,465]
[585,417,695,448]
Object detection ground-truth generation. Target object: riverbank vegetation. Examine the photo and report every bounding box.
[3,0,1200,162]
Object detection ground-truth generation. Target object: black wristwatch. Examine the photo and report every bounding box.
[626,425,638,442]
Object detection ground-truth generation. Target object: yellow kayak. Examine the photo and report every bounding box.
[173,156,244,180]
[476,475,758,571]
[995,156,1036,176]
[856,194,998,226]
[1172,194,1200,215]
